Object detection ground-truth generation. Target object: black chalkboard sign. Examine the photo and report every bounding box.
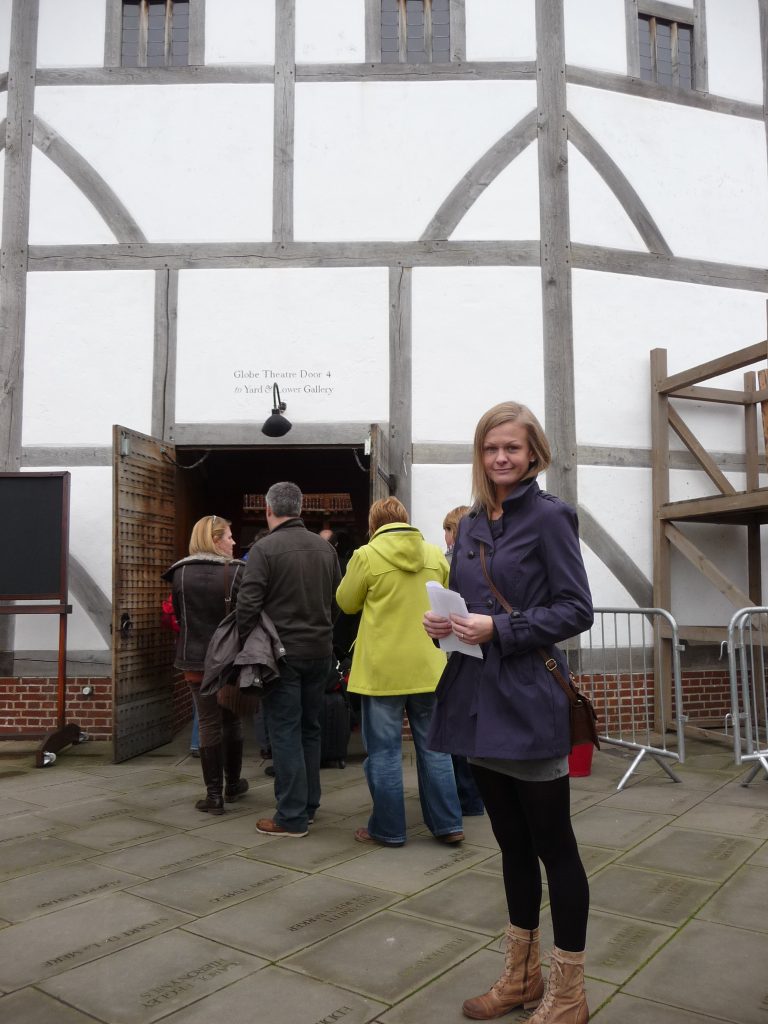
[0,473,70,599]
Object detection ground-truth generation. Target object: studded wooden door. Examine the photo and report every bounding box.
[112,426,177,762]
[369,423,392,504]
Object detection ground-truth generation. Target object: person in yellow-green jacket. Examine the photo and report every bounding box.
[337,497,463,847]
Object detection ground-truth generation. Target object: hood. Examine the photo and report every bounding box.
[368,523,428,573]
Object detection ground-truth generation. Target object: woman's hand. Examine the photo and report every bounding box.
[423,611,452,639]
[450,613,494,646]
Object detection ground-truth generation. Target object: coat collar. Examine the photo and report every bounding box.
[466,478,540,542]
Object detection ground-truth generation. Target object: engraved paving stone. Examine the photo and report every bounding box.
[40,931,266,1024]
[127,856,303,915]
[56,816,179,852]
[187,875,397,960]
[0,836,92,882]
[243,825,378,872]
[285,911,485,1002]
[0,862,138,923]
[588,865,716,926]
[92,833,240,879]
[0,893,189,990]
[696,864,768,933]
[158,964,386,1024]
[625,919,768,1024]
[0,987,104,1024]
[620,827,761,881]
[571,805,674,850]
[395,869,508,936]
[672,803,768,839]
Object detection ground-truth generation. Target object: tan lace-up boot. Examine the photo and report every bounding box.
[526,947,589,1024]
[462,925,544,1019]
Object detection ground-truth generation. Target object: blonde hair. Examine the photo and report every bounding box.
[189,515,231,556]
[471,402,551,515]
[369,496,409,535]
[442,505,470,540]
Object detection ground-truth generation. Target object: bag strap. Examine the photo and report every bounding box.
[223,563,238,614]
[478,542,581,709]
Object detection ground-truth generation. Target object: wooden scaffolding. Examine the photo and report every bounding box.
[651,340,768,728]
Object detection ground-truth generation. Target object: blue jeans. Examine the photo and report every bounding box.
[190,707,199,751]
[263,656,331,832]
[361,692,463,845]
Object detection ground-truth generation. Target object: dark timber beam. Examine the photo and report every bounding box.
[273,0,296,244]
[389,267,412,511]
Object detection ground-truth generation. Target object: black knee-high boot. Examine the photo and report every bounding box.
[224,739,249,802]
[196,745,225,814]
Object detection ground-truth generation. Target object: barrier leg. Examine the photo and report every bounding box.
[616,749,647,791]
[740,756,768,787]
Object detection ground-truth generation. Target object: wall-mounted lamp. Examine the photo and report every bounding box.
[261,382,292,437]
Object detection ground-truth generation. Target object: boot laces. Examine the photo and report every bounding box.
[524,956,563,1021]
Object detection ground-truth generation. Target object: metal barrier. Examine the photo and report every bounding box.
[726,608,768,786]
[566,608,685,790]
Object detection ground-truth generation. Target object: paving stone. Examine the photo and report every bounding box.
[159,964,386,1024]
[571,805,673,850]
[624,919,768,1023]
[123,795,260,829]
[395,868,508,935]
[603,780,708,815]
[32,797,142,828]
[0,836,91,881]
[680,752,741,773]
[189,813,277,848]
[58,816,179,852]
[13,779,114,807]
[569,789,607,813]
[672,802,768,839]
[0,987,102,1023]
[592,992,730,1023]
[695,863,768,933]
[284,911,485,1002]
[113,780,206,810]
[92,833,240,878]
[187,874,396,959]
[379,948,615,1024]
[0,813,61,845]
[539,909,674,986]
[0,862,139,922]
[705,777,768,809]
[750,841,768,866]
[244,825,379,872]
[0,795,39,816]
[325,836,493,895]
[0,892,189,990]
[316,781,376,817]
[77,767,188,789]
[588,865,716,926]
[620,826,761,880]
[449,811,497,848]
[40,930,266,1024]
[127,855,303,915]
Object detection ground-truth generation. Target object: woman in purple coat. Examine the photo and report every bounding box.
[425,401,593,1024]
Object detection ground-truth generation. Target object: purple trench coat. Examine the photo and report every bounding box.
[428,478,594,761]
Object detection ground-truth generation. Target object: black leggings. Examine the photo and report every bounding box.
[471,765,589,952]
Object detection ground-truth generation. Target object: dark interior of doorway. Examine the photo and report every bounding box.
[173,445,371,561]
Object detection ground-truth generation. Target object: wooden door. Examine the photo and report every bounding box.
[112,425,177,762]
[369,423,392,504]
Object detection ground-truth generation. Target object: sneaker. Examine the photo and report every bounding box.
[255,817,307,838]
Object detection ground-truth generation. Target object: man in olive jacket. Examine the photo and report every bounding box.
[237,481,341,837]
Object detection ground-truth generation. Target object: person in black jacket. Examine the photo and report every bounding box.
[236,482,341,838]
[163,515,246,814]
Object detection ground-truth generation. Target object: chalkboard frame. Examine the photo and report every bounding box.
[0,472,70,601]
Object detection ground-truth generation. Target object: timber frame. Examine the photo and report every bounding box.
[651,339,768,723]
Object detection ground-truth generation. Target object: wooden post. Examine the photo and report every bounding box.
[744,371,762,604]
[273,0,296,244]
[651,348,673,731]
[389,267,412,511]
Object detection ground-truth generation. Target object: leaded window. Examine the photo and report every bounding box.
[638,14,693,90]
[381,0,451,64]
[121,0,189,68]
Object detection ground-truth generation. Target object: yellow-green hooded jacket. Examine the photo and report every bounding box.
[336,522,449,696]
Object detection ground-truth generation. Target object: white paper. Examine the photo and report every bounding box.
[426,581,484,660]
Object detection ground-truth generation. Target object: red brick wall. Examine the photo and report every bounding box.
[0,675,195,744]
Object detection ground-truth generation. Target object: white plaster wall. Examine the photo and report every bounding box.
[706,0,763,105]
[450,142,540,241]
[579,466,652,584]
[572,271,768,452]
[0,0,11,73]
[411,464,473,550]
[465,0,536,61]
[412,267,544,443]
[14,594,108,651]
[37,0,105,68]
[296,0,365,62]
[35,85,274,242]
[295,80,537,240]
[670,520,752,626]
[175,268,389,424]
[23,271,155,445]
[564,0,627,75]
[205,0,275,64]
[30,149,117,244]
[568,85,768,268]
[568,144,645,251]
